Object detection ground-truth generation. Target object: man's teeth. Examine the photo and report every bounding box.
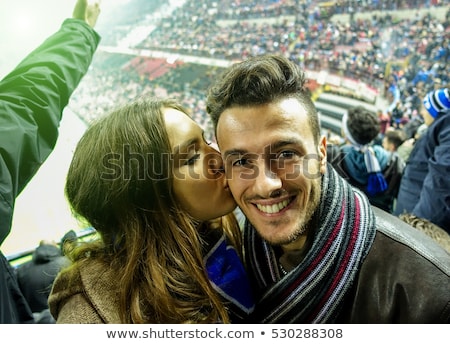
[256,199,289,214]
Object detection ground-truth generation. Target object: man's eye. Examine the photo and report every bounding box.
[232,158,248,167]
[279,151,296,159]
[184,154,200,166]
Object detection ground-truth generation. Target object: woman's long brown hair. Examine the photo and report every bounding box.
[65,97,241,323]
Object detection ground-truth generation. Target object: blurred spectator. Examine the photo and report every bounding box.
[16,231,78,323]
[382,129,406,152]
[377,109,391,136]
[394,88,450,233]
[390,101,404,128]
[328,105,404,213]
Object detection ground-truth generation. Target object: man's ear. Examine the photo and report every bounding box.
[318,135,327,174]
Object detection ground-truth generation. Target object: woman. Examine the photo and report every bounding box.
[48,97,254,323]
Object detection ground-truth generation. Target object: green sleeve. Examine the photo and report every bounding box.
[0,18,100,244]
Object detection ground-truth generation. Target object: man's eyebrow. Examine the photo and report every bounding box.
[270,139,304,151]
[223,139,304,158]
[222,149,247,159]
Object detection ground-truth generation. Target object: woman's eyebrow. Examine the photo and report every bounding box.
[174,137,199,156]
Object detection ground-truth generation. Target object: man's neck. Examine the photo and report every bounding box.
[279,231,315,272]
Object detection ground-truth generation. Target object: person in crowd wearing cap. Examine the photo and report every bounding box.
[394,88,450,234]
[0,0,101,323]
[206,54,450,323]
[16,231,78,323]
[327,105,405,213]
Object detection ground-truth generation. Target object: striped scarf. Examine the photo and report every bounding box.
[244,165,376,323]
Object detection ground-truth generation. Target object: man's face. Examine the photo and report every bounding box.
[217,97,327,248]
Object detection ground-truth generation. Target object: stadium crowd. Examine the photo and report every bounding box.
[69,0,449,141]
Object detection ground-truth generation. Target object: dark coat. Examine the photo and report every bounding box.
[0,18,100,323]
[16,244,69,313]
[394,112,450,233]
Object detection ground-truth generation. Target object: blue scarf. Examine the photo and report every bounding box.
[204,231,255,322]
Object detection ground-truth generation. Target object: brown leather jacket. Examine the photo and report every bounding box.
[337,207,450,323]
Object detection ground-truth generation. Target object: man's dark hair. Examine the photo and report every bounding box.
[206,54,321,144]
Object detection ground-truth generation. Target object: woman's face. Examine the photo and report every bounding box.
[164,107,237,221]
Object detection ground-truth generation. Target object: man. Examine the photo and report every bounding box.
[0,0,101,323]
[206,54,450,323]
[394,88,450,234]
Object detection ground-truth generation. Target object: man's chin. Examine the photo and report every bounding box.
[251,222,299,246]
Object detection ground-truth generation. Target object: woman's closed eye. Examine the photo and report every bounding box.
[184,153,200,166]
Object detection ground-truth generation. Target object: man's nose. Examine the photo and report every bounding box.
[253,162,282,198]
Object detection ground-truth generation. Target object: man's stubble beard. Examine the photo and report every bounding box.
[263,176,322,246]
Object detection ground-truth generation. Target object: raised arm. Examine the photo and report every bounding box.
[0,0,101,244]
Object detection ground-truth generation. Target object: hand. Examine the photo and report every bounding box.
[72,0,101,28]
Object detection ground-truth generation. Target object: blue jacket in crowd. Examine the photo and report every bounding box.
[394,111,450,233]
